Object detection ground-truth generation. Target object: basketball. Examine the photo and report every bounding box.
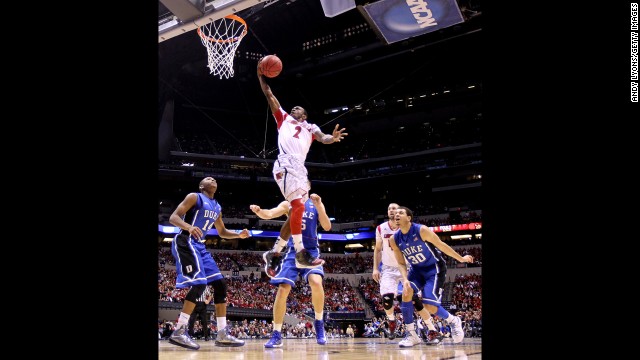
[259,55,283,78]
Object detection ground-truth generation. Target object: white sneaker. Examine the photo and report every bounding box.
[398,331,422,347]
[449,316,464,343]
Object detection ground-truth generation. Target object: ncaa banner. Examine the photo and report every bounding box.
[358,0,465,44]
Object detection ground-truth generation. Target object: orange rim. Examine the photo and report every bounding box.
[197,14,248,43]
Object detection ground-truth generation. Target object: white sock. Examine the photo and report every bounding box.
[273,237,288,252]
[293,234,303,252]
[446,314,456,323]
[387,313,395,321]
[315,312,324,320]
[217,317,227,331]
[274,323,282,331]
[424,317,436,331]
[176,312,190,329]
[406,323,415,331]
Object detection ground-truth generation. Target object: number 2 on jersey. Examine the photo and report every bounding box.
[293,126,302,138]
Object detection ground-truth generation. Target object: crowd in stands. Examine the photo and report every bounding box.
[159,246,481,278]
[450,274,482,312]
[322,254,369,274]
[159,269,366,315]
[158,206,481,233]
[445,246,482,268]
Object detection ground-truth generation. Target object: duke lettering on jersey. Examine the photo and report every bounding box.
[180,195,222,237]
[402,244,424,257]
[203,210,220,221]
[395,223,444,267]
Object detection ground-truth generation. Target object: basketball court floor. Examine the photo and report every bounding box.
[158,337,482,360]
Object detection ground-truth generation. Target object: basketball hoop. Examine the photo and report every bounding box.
[197,15,248,79]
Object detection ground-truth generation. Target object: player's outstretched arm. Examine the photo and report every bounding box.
[250,201,290,220]
[257,58,281,113]
[420,225,474,263]
[313,124,348,144]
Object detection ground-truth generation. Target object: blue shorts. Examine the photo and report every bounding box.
[406,266,446,306]
[172,234,223,288]
[270,247,324,286]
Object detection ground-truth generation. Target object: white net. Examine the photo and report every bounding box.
[197,15,248,79]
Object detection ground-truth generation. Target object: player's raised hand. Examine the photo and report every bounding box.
[332,124,348,142]
[249,204,262,213]
[310,193,322,204]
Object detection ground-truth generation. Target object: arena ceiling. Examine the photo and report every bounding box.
[158,0,483,120]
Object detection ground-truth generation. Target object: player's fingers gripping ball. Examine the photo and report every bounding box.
[259,55,283,78]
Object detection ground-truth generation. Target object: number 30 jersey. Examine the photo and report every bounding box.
[394,223,446,270]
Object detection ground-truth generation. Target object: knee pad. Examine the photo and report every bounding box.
[412,294,424,312]
[185,284,206,303]
[395,294,402,303]
[211,279,228,304]
[382,293,395,310]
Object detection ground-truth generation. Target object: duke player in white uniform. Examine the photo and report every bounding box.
[249,193,332,347]
[168,177,251,350]
[389,206,474,347]
[372,203,440,343]
[258,59,347,269]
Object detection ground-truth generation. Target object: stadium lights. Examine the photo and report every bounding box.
[450,234,472,239]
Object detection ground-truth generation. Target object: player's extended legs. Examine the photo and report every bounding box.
[432,304,465,343]
[265,284,291,348]
[263,217,291,278]
[211,279,244,347]
[213,302,244,347]
[383,293,397,339]
[169,299,200,350]
[290,199,324,268]
[273,285,290,325]
[399,285,421,347]
[417,305,443,345]
[308,274,327,344]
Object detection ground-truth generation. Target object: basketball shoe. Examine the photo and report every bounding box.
[215,327,245,347]
[295,249,325,269]
[398,330,422,347]
[449,316,464,343]
[315,320,327,345]
[425,330,443,345]
[264,330,283,348]
[388,319,397,340]
[169,325,200,350]
[263,249,284,278]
